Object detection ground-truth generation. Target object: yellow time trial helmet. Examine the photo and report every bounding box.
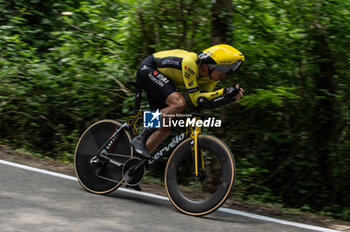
[198,44,245,75]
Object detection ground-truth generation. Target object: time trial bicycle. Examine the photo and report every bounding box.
[74,81,236,216]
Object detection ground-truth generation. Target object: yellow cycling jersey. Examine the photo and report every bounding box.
[153,49,225,106]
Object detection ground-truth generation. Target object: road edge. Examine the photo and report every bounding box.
[0,159,341,232]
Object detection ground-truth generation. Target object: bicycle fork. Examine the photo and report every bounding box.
[190,117,206,179]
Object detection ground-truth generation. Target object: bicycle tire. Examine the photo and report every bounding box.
[74,120,133,194]
[164,134,235,216]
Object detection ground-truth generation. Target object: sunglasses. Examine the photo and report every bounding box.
[209,61,243,75]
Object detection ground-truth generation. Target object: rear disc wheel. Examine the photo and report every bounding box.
[74,120,132,194]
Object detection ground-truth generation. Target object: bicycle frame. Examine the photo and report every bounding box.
[147,131,186,166]
[94,109,205,177]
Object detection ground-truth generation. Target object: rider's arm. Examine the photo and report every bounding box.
[182,57,239,108]
[182,58,224,106]
[200,80,218,92]
[197,86,240,108]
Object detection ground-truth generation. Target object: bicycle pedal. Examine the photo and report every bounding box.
[126,184,142,191]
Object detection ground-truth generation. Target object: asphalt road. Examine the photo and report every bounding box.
[0,162,338,232]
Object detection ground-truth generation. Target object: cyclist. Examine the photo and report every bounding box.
[131,44,245,159]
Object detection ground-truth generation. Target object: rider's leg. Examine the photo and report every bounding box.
[130,92,185,158]
[146,92,186,153]
[130,127,157,159]
[131,58,182,159]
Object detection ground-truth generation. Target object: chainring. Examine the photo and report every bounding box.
[122,157,145,186]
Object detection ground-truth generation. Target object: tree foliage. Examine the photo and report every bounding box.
[0,0,349,219]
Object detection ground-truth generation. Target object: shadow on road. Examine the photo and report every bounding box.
[104,188,266,226]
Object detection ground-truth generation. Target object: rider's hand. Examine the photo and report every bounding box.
[224,84,244,99]
[234,84,244,100]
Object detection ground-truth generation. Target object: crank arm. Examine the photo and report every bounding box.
[132,159,146,172]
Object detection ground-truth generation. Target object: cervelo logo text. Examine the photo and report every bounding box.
[148,133,185,165]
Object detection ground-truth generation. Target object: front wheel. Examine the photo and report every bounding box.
[164,135,236,216]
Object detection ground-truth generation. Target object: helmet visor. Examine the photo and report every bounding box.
[209,61,243,75]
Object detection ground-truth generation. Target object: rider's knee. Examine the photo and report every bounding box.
[175,97,186,112]
[167,93,186,112]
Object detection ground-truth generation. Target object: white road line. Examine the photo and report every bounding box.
[0,159,340,232]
